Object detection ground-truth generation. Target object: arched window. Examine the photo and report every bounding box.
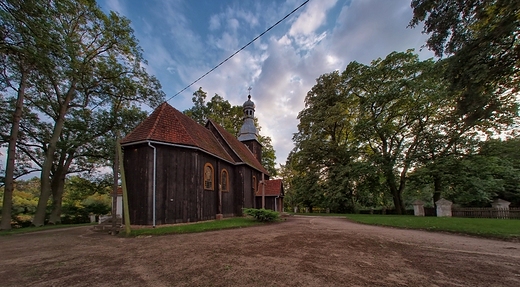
[252,176,257,194]
[221,169,229,192]
[204,163,214,190]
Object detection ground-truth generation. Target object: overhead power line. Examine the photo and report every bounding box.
[165,0,310,103]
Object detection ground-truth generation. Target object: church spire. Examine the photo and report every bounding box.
[238,90,258,142]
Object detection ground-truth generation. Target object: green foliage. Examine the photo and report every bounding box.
[410,0,519,122]
[408,138,520,207]
[0,176,111,228]
[289,48,518,213]
[81,193,111,215]
[243,208,280,222]
[346,214,520,240]
[291,51,448,214]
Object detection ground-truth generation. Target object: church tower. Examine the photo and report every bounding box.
[238,92,262,163]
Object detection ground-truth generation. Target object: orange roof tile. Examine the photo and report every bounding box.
[256,179,283,196]
[121,103,234,162]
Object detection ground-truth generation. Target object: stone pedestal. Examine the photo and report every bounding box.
[435,198,452,217]
[491,198,511,209]
[215,214,223,220]
[412,200,425,216]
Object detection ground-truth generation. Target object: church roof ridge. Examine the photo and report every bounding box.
[207,119,269,175]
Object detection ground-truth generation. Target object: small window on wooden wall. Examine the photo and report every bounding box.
[221,169,229,192]
[204,163,214,190]
[252,176,257,194]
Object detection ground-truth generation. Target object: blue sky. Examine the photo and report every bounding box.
[98,0,434,167]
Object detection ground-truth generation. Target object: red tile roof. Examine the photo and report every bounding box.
[256,179,283,196]
[208,120,269,175]
[121,103,234,162]
[121,102,268,174]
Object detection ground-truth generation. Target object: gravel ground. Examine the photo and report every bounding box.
[1,216,519,287]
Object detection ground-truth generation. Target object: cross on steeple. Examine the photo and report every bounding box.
[248,86,252,97]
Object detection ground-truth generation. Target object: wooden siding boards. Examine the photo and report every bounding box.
[220,161,235,217]
[255,197,276,211]
[123,142,270,225]
[233,168,245,216]
[123,143,152,225]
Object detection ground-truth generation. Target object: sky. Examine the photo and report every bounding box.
[98,0,435,168]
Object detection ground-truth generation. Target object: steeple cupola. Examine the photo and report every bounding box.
[238,91,262,163]
[238,94,258,141]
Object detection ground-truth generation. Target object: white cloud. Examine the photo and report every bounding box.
[228,18,240,32]
[209,14,221,30]
[288,0,337,37]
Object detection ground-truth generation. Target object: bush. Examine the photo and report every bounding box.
[243,208,279,222]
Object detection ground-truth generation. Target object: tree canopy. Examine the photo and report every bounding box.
[409,0,520,121]
[0,0,164,229]
[287,50,519,214]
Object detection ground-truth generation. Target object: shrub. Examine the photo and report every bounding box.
[243,208,279,222]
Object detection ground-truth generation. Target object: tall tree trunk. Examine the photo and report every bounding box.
[0,73,27,231]
[386,168,405,215]
[48,152,73,224]
[33,86,75,227]
[433,175,442,203]
[48,169,63,224]
[432,174,442,216]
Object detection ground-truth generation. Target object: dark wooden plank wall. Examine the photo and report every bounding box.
[124,143,268,225]
[123,144,152,225]
[233,168,245,216]
[255,196,277,211]
[220,161,236,217]
[242,167,253,209]
[199,153,217,221]
[156,146,213,224]
[156,145,199,224]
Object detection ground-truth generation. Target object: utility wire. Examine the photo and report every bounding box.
[165,0,310,103]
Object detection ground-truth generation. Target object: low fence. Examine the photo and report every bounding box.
[452,207,520,219]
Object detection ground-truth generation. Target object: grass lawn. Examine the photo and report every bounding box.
[0,222,95,236]
[129,217,263,237]
[345,214,520,240]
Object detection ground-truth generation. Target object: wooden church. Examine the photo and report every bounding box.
[121,94,283,226]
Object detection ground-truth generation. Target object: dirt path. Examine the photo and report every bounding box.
[1,216,519,287]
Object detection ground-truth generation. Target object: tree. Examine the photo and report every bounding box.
[409,0,520,122]
[0,0,56,230]
[353,51,446,213]
[1,0,164,227]
[291,71,361,211]
[291,51,449,214]
[184,88,277,175]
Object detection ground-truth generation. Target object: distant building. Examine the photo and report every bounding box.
[120,94,283,225]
